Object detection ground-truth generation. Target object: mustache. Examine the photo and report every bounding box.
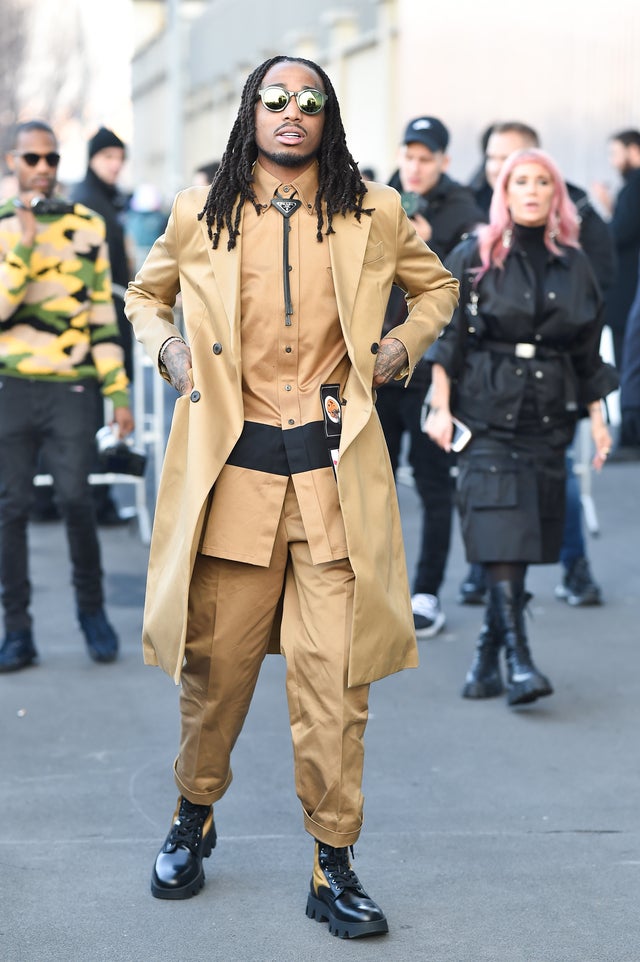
[274,122,306,135]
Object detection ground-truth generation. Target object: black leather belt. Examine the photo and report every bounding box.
[480,340,562,360]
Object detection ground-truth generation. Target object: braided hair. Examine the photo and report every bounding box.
[198,55,373,250]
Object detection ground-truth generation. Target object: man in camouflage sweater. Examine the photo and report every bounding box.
[0,120,134,672]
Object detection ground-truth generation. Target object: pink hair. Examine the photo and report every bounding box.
[476,148,580,277]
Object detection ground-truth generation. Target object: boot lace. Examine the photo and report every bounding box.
[320,845,364,893]
[167,802,209,853]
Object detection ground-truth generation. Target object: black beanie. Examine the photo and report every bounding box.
[88,127,126,159]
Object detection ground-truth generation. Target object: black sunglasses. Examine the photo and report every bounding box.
[257,85,327,115]
[13,151,61,168]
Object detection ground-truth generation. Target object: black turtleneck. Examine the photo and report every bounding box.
[513,223,547,321]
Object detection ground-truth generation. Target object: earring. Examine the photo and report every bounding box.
[549,213,560,240]
[502,227,512,248]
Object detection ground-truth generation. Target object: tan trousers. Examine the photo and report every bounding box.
[174,479,370,848]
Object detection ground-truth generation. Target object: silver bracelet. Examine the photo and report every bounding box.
[159,336,185,367]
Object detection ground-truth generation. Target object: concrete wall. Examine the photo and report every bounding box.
[130,0,640,206]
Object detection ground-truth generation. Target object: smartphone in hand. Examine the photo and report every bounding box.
[451,416,472,452]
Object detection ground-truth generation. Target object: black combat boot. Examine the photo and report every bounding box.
[457,563,488,605]
[461,597,504,699]
[0,629,38,673]
[491,581,553,706]
[151,796,216,899]
[306,841,388,939]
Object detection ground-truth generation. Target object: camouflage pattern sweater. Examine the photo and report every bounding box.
[0,198,129,408]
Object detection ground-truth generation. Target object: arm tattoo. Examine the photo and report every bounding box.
[372,337,408,386]
[162,340,193,395]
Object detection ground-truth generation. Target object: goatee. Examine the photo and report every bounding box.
[258,147,317,170]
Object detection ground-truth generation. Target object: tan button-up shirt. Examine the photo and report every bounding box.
[201,161,349,565]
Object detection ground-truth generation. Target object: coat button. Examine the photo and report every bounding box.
[371,342,379,354]
[212,343,222,354]
[548,291,556,300]
[190,390,201,402]
[535,370,543,379]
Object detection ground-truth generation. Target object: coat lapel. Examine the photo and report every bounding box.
[200,211,242,350]
[328,212,372,337]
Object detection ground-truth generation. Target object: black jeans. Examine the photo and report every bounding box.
[0,377,104,632]
[376,381,454,597]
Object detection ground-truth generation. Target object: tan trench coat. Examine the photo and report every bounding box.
[125,182,458,687]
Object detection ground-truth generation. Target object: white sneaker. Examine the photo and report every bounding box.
[411,593,446,639]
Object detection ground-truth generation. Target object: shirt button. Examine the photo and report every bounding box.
[524,291,531,299]
[285,384,292,391]
[190,390,201,402]
[548,291,556,300]
[371,342,379,354]
[212,342,222,355]
[283,185,290,192]
[285,346,292,353]
[515,368,523,375]
[542,415,550,423]
[535,370,543,379]
[506,413,513,420]
[535,334,542,341]
[288,419,295,425]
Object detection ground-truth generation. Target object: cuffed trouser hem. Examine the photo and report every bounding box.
[304,810,363,849]
[173,756,233,807]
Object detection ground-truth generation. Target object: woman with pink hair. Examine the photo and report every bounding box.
[425,148,618,707]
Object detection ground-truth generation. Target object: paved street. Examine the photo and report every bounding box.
[1,457,639,962]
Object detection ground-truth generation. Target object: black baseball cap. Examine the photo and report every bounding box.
[402,116,449,153]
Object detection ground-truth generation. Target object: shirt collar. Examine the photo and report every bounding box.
[252,160,319,216]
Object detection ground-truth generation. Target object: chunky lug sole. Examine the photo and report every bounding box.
[462,674,504,699]
[150,822,216,900]
[305,893,389,939]
[507,675,553,706]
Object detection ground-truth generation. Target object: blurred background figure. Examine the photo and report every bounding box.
[127,182,169,271]
[616,275,640,458]
[192,160,220,186]
[358,166,376,182]
[425,148,618,706]
[592,129,640,460]
[377,116,485,639]
[70,127,134,526]
[459,120,616,609]
[466,123,496,205]
[0,120,133,672]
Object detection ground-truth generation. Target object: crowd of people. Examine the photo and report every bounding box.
[0,54,637,940]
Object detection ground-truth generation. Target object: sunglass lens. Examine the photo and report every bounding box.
[297,90,324,114]
[21,152,60,167]
[261,86,289,111]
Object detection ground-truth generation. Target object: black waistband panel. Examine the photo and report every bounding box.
[226,420,333,475]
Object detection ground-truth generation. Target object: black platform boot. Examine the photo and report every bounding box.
[151,795,216,899]
[491,581,553,706]
[461,597,504,699]
[306,841,388,939]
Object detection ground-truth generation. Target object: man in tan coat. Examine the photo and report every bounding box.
[126,55,458,939]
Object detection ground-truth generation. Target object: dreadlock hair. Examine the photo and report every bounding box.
[198,55,373,250]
